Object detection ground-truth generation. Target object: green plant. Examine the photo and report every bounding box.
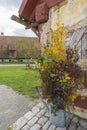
[0,66,40,98]
[36,23,84,113]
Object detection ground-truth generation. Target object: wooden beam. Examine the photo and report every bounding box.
[31,28,40,37]
[26,22,38,29]
[11,15,39,38]
[11,15,30,27]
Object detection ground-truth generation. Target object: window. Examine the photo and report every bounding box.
[67,27,87,59]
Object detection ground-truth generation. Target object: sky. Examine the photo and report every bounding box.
[0,0,37,37]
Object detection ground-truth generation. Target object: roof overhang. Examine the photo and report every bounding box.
[18,0,63,21]
[11,0,63,37]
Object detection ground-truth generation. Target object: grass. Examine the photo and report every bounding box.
[0,66,41,98]
[0,61,25,64]
[0,61,35,65]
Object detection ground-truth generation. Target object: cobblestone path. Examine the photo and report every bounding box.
[9,103,87,130]
[0,85,39,130]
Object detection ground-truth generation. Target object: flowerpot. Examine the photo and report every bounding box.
[50,109,66,127]
[34,87,68,127]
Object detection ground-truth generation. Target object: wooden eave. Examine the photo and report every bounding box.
[18,0,38,21]
[18,0,63,21]
[11,0,63,38]
[11,15,39,37]
[46,0,63,8]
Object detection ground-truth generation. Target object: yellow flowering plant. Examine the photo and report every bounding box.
[37,23,84,113]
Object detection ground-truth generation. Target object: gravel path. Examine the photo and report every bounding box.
[0,85,39,130]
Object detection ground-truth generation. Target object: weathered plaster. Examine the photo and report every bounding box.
[51,0,87,29]
[39,0,87,119]
[40,0,87,44]
[40,11,52,45]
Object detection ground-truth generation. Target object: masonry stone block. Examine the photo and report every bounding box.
[48,125,56,130]
[37,103,44,109]
[77,127,87,130]
[10,117,27,130]
[42,121,51,130]
[79,119,87,129]
[56,128,66,130]
[36,109,46,118]
[72,116,79,123]
[45,112,50,117]
[21,125,30,130]
[38,116,48,125]
[68,122,77,130]
[32,106,40,114]
[30,124,41,130]
[24,111,35,120]
[28,116,38,126]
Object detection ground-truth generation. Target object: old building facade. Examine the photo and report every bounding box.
[40,0,87,77]
[13,0,87,61]
[12,0,87,118]
[40,0,87,53]
[0,35,40,61]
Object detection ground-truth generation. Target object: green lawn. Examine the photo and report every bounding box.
[0,61,25,64]
[0,66,41,98]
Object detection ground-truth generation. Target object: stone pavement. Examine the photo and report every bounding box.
[0,85,39,130]
[8,103,87,130]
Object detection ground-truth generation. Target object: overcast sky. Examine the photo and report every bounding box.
[0,0,37,37]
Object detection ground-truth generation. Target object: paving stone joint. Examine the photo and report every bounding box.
[8,103,87,130]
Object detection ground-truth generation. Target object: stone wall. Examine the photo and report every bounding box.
[52,0,87,28]
[40,0,87,44]
[40,0,87,119]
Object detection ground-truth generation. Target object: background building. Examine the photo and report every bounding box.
[0,34,40,61]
